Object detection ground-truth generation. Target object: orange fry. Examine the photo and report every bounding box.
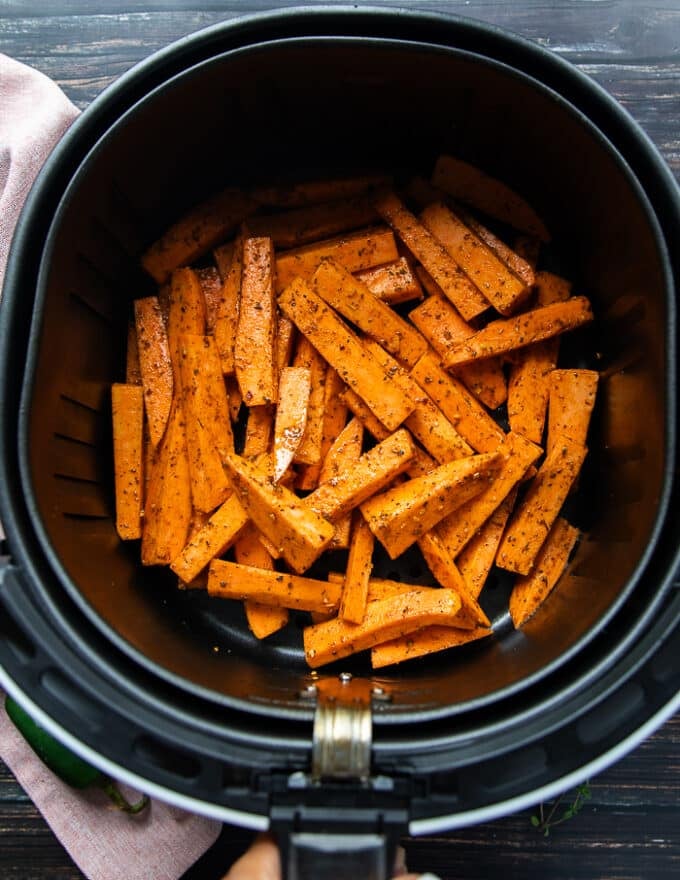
[275,227,399,292]
[234,523,289,639]
[339,513,375,623]
[214,233,243,375]
[311,258,428,368]
[432,155,550,241]
[547,369,599,453]
[303,588,463,668]
[443,297,594,368]
[374,190,488,320]
[420,202,530,315]
[371,625,491,668]
[355,256,424,305]
[409,285,507,410]
[223,453,334,574]
[304,428,415,523]
[208,559,341,613]
[134,296,173,448]
[141,188,257,284]
[278,277,415,431]
[111,384,144,540]
[411,352,505,453]
[291,337,326,466]
[437,431,541,559]
[360,453,502,559]
[496,441,587,575]
[273,366,311,481]
[510,518,579,628]
[179,334,234,513]
[170,493,249,584]
[234,236,278,406]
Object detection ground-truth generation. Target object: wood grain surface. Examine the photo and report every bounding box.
[1,1,679,878]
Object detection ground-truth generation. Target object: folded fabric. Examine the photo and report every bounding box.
[0,52,222,880]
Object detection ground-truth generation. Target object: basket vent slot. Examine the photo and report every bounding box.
[576,681,645,746]
[476,745,548,796]
[40,668,105,732]
[133,735,201,781]
[0,610,37,663]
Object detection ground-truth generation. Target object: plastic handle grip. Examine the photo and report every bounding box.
[285,832,388,880]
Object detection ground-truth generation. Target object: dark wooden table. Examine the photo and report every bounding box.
[1,1,679,878]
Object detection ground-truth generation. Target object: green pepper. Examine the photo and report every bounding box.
[4,694,149,814]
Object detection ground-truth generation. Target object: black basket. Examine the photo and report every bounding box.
[1,9,679,879]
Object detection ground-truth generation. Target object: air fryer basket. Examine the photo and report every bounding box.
[1,5,679,854]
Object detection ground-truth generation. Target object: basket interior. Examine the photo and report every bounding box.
[21,40,670,716]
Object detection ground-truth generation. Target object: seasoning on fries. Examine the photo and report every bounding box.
[114,156,598,669]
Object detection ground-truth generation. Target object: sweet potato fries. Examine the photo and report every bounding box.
[113,158,598,669]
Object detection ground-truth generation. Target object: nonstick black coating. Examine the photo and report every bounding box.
[14,34,674,718]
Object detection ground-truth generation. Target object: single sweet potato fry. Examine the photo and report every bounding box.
[252,173,391,208]
[327,571,432,601]
[278,277,415,431]
[364,339,473,462]
[420,202,530,315]
[304,428,416,523]
[223,453,335,573]
[112,383,144,540]
[234,237,278,406]
[234,523,289,639]
[276,314,296,374]
[371,625,491,668]
[246,195,379,247]
[374,190,489,320]
[496,441,588,575]
[360,452,502,559]
[443,297,594,368]
[208,559,342,613]
[409,283,507,410]
[170,492,249,584]
[214,233,243,375]
[411,353,506,453]
[355,256,424,305]
[339,386,390,440]
[243,405,274,458]
[296,368,347,491]
[141,404,193,565]
[303,588,463,668]
[141,188,258,284]
[432,155,550,241]
[273,366,311,482]
[196,266,222,333]
[437,431,542,559]
[126,322,142,385]
[179,334,234,512]
[311,259,428,368]
[291,337,326,466]
[275,227,399,292]
[167,267,207,390]
[416,530,490,629]
[317,417,364,549]
[535,270,572,306]
[457,489,518,599]
[507,340,559,444]
[339,513,375,624]
[456,208,535,288]
[547,369,599,453]
[134,296,174,448]
[509,518,579,628]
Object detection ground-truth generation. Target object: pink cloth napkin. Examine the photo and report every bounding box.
[0,53,222,880]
